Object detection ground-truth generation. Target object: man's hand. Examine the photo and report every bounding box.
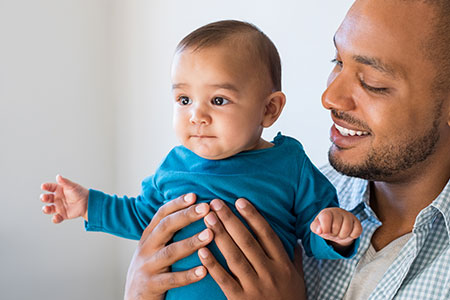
[124,193,213,300]
[198,198,306,300]
[40,175,89,223]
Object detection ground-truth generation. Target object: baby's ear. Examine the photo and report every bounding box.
[262,91,286,128]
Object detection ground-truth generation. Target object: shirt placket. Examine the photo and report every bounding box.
[369,209,435,299]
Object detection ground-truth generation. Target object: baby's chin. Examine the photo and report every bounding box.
[193,150,235,160]
[186,144,238,161]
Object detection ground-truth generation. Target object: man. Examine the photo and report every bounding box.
[125,0,450,299]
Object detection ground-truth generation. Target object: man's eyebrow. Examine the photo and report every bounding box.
[353,55,401,79]
[333,35,403,79]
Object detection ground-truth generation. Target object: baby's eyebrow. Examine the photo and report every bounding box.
[208,83,240,92]
[172,83,187,90]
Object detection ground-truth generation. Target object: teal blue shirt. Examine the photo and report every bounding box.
[86,133,358,299]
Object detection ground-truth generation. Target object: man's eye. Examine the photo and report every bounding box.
[360,80,390,95]
[212,97,230,105]
[178,96,192,105]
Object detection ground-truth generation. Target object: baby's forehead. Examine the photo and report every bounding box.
[188,48,270,91]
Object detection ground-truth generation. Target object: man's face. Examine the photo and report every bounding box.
[322,0,450,181]
[171,44,270,160]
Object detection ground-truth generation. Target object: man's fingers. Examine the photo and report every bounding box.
[204,210,257,280]
[234,198,289,262]
[141,193,197,243]
[148,202,210,248]
[152,267,207,294]
[210,199,267,264]
[198,247,242,297]
[293,245,304,277]
[150,228,214,268]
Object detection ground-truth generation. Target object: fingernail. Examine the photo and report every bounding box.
[205,213,217,225]
[211,200,223,211]
[198,229,210,241]
[194,266,205,277]
[314,224,321,234]
[198,248,208,259]
[236,198,247,209]
[184,193,194,203]
[195,204,207,214]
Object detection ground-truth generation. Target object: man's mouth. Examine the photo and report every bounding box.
[334,123,370,137]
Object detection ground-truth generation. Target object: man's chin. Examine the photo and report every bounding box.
[328,150,382,180]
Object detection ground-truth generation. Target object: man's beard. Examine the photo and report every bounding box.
[329,108,442,181]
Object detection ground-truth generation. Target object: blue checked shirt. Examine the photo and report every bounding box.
[303,164,450,300]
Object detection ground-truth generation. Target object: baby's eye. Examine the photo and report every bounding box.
[331,58,343,68]
[178,96,192,105]
[211,97,230,106]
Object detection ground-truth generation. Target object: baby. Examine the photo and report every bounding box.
[41,20,362,299]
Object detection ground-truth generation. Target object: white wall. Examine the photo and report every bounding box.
[1,0,353,299]
[0,1,121,299]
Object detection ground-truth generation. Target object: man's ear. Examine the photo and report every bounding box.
[262,91,286,128]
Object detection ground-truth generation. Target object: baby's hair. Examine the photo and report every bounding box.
[176,20,282,92]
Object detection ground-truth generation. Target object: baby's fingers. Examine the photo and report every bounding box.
[52,214,64,224]
[337,217,354,239]
[350,218,363,239]
[41,182,59,192]
[42,204,56,215]
[40,193,55,203]
[311,209,334,235]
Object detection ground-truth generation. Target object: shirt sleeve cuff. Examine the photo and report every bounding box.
[84,189,106,232]
[310,233,360,259]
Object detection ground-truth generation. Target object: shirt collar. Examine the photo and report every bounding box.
[427,180,450,242]
[321,164,450,242]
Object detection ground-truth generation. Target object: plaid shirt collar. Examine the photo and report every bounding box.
[325,165,450,244]
[303,164,450,300]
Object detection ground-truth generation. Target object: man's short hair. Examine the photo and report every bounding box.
[422,0,450,97]
[176,20,282,92]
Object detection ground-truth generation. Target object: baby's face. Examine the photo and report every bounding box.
[171,45,271,160]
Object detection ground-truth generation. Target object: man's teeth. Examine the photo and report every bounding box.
[335,124,369,137]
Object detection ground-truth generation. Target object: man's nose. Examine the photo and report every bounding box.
[189,104,211,125]
[321,70,356,112]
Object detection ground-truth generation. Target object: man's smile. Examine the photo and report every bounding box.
[334,123,370,137]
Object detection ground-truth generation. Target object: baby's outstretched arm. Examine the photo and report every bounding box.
[310,207,362,254]
[41,175,89,223]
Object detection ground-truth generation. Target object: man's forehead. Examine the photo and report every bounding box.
[333,35,405,80]
[333,0,437,79]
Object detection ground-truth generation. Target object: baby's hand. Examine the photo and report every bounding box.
[40,175,89,223]
[310,207,362,249]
